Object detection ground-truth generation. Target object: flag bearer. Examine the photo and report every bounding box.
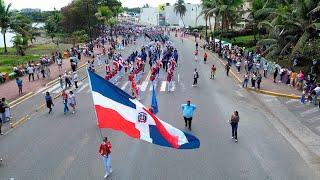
[99,137,112,178]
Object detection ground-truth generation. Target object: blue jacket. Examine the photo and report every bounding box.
[181,104,197,118]
[16,79,22,87]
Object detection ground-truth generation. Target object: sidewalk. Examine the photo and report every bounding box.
[0,47,103,102]
[185,35,301,98]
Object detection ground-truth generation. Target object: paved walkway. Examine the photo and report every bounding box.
[0,47,103,102]
[186,35,301,97]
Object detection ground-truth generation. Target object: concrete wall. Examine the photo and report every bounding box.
[140,7,158,26]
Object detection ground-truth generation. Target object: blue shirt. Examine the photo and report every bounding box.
[16,79,22,87]
[181,104,197,118]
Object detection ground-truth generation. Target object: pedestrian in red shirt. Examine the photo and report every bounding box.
[99,137,112,178]
[204,52,208,64]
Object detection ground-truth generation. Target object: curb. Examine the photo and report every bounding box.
[208,50,301,99]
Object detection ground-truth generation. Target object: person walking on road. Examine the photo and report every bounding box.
[192,69,199,87]
[62,90,69,115]
[210,64,216,79]
[251,72,257,89]
[1,98,10,122]
[181,100,197,130]
[99,137,112,178]
[230,111,240,142]
[203,52,208,64]
[16,78,23,95]
[68,91,76,114]
[27,64,35,81]
[0,108,3,135]
[73,72,79,89]
[225,62,231,76]
[257,72,262,89]
[45,92,54,114]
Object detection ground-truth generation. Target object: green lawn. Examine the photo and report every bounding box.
[0,43,72,74]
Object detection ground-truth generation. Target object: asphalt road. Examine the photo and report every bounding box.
[0,36,318,180]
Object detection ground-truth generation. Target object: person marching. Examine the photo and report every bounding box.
[99,137,112,178]
[194,49,198,62]
[230,111,240,142]
[192,69,199,87]
[181,100,197,130]
[45,92,54,114]
[210,64,216,79]
[225,62,231,76]
[167,69,174,92]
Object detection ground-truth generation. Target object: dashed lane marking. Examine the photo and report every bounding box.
[121,81,129,90]
[160,81,167,92]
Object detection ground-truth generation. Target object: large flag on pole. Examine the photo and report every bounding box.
[87,70,200,149]
[151,85,158,114]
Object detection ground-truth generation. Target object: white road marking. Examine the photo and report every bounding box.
[285,99,299,104]
[160,81,167,92]
[76,83,89,93]
[172,81,176,91]
[140,81,149,91]
[235,91,244,97]
[36,87,47,94]
[121,81,129,90]
[300,107,319,117]
[43,84,60,94]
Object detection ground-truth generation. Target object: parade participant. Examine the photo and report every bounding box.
[61,90,69,115]
[203,52,208,64]
[16,77,23,95]
[99,137,112,178]
[210,65,216,79]
[181,100,197,130]
[45,92,54,114]
[192,69,199,87]
[0,103,3,135]
[73,72,79,89]
[68,91,76,114]
[167,70,174,92]
[1,98,10,122]
[194,50,198,62]
[229,111,240,142]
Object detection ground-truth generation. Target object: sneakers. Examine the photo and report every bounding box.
[231,136,234,139]
[235,139,238,142]
[104,173,109,179]
[110,169,113,174]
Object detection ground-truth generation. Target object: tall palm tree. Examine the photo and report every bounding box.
[0,0,13,53]
[174,0,187,27]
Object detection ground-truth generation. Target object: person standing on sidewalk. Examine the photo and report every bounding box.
[236,61,241,73]
[256,72,262,89]
[27,64,35,81]
[273,67,279,83]
[73,72,79,89]
[263,62,268,78]
[61,90,69,115]
[16,78,23,95]
[59,75,64,89]
[99,137,112,178]
[229,111,240,142]
[45,92,54,114]
[68,91,76,114]
[225,62,231,76]
[181,100,197,130]
[242,73,249,88]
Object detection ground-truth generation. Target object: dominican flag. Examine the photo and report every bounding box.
[88,70,200,149]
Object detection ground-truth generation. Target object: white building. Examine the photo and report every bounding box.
[139,4,209,27]
[140,7,159,26]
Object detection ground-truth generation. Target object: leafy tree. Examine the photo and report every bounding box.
[174,0,187,27]
[45,10,61,42]
[0,0,13,53]
[12,34,28,56]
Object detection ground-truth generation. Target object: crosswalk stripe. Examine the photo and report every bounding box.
[307,115,320,124]
[140,81,149,91]
[121,82,129,90]
[172,81,176,91]
[77,83,89,93]
[300,107,319,117]
[43,84,60,94]
[285,99,299,104]
[160,81,167,92]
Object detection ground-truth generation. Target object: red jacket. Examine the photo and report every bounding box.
[99,142,112,156]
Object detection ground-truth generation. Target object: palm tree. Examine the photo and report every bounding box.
[174,0,187,28]
[0,0,13,53]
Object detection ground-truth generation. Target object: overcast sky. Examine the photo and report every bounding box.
[4,0,201,11]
